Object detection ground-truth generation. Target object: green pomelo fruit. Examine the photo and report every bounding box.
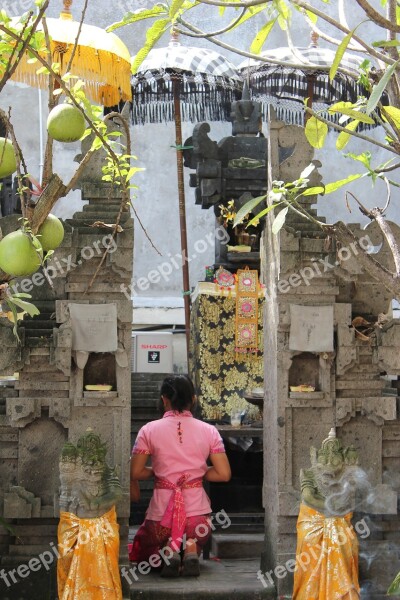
[0,138,17,179]
[38,214,64,251]
[0,230,42,277]
[47,104,86,143]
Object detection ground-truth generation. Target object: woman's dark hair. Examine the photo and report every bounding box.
[160,375,194,413]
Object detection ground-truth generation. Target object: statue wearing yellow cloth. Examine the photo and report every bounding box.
[57,431,123,600]
[293,429,361,600]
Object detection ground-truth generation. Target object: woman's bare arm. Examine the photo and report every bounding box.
[204,452,231,482]
[130,478,140,502]
[131,453,154,481]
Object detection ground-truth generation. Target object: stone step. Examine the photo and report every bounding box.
[0,389,18,397]
[131,373,169,381]
[128,557,274,599]
[131,389,162,396]
[65,221,124,233]
[131,397,159,406]
[25,338,52,347]
[211,533,265,559]
[21,320,56,329]
[68,212,130,223]
[8,544,52,556]
[22,328,54,338]
[82,203,130,218]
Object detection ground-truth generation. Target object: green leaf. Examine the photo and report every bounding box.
[305,117,328,149]
[36,66,50,75]
[372,40,400,48]
[382,105,400,128]
[230,4,269,33]
[169,0,185,18]
[132,18,170,73]
[305,9,317,23]
[106,4,168,32]
[336,119,360,150]
[343,151,372,168]
[91,137,103,151]
[275,0,290,19]
[324,174,362,194]
[387,571,400,595]
[4,302,20,341]
[300,186,325,196]
[272,206,288,235]
[250,18,277,54]
[125,166,145,182]
[7,298,40,317]
[330,30,354,81]
[248,203,280,226]
[366,61,399,114]
[12,293,34,298]
[328,102,375,124]
[233,195,267,227]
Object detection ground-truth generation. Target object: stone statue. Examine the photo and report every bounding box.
[59,429,122,518]
[57,430,123,599]
[293,429,361,600]
[300,428,360,516]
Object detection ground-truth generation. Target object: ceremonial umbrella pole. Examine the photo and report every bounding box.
[131,32,242,360]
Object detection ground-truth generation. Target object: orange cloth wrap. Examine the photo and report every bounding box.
[292,504,360,600]
[57,506,122,600]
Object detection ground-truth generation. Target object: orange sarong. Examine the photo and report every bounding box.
[292,504,360,600]
[57,506,122,600]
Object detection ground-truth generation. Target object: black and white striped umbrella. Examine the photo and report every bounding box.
[238,45,370,126]
[131,40,242,125]
[131,37,242,358]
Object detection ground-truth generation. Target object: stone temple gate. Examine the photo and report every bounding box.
[1,97,400,599]
[185,98,400,597]
[0,135,133,598]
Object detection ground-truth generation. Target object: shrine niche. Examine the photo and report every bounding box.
[189,282,264,421]
[184,85,267,273]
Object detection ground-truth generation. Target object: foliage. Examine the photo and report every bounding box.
[110,0,400,299]
[219,199,260,227]
[0,2,141,338]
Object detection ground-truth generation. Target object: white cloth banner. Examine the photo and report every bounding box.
[69,303,118,352]
[289,304,334,352]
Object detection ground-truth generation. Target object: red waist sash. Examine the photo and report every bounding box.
[155,474,203,551]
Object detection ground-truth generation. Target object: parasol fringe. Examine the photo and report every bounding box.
[10,45,131,107]
[131,74,241,125]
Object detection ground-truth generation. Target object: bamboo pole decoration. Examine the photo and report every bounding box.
[173,76,191,362]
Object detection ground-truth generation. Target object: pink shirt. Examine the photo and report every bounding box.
[132,410,225,520]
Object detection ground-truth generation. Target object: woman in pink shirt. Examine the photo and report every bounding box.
[129,375,231,577]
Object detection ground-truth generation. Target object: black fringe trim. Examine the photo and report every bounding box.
[131,71,242,124]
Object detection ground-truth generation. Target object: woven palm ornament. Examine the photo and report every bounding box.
[235,268,260,357]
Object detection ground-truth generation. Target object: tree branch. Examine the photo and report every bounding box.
[0,1,49,95]
[329,221,400,300]
[355,0,400,33]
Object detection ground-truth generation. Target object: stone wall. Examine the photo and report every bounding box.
[0,167,133,597]
[262,117,400,597]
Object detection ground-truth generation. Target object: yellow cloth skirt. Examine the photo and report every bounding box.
[57,506,122,600]
[292,504,360,600]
